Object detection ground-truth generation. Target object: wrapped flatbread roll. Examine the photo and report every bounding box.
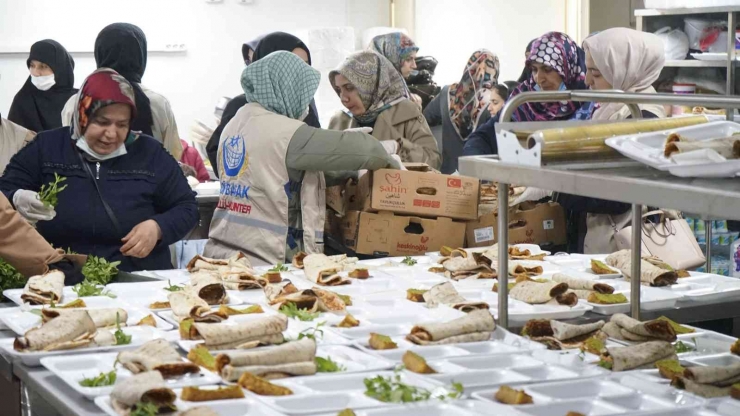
[609,313,677,342]
[672,378,732,398]
[187,252,252,273]
[552,273,614,294]
[190,272,227,305]
[292,252,307,269]
[14,310,97,351]
[510,280,569,305]
[423,282,489,312]
[221,270,266,290]
[42,308,128,328]
[180,408,220,416]
[665,135,740,159]
[311,287,347,312]
[684,362,740,386]
[21,271,65,305]
[441,257,496,281]
[216,338,317,381]
[110,371,176,416]
[303,254,351,286]
[192,314,287,350]
[263,281,299,303]
[605,250,677,287]
[602,341,676,371]
[407,309,495,345]
[523,319,605,349]
[168,291,227,323]
[117,339,200,378]
[508,262,543,277]
[567,289,594,300]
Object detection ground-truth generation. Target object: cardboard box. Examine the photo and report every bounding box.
[341,211,465,256]
[466,202,567,248]
[353,169,480,221]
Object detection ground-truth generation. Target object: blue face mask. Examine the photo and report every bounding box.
[534,81,567,92]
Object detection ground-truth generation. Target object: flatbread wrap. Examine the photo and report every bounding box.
[110,371,176,415]
[190,272,227,305]
[187,252,252,273]
[14,310,97,351]
[509,262,543,277]
[216,338,317,381]
[683,362,740,386]
[407,309,495,345]
[609,313,677,342]
[192,314,287,350]
[41,308,128,329]
[665,136,740,159]
[602,341,676,372]
[21,271,65,305]
[510,280,569,305]
[303,254,351,286]
[606,250,677,287]
[221,270,266,290]
[552,273,614,294]
[117,339,200,378]
[169,291,227,323]
[423,282,489,312]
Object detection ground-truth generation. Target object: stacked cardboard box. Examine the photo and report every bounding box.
[466,201,567,248]
[325,167,479,256]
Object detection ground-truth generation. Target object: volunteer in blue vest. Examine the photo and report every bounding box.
[204,51,401,266]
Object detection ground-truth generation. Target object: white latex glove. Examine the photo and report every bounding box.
[512,187,552,205]
[345,127,373,134]
[13,189,56,223]
[380,140,399,155]
[391,154,407,170]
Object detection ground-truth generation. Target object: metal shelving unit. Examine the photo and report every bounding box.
[459,90,740,329]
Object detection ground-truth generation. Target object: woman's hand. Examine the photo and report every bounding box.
[120,220,162,258]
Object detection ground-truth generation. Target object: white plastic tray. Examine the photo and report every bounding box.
[0,325,169,366]
[0,306,20,330]
[685,352,740,368]
[157,303,272,327]
[109,282,246,311]
[583,286,684,316]
[40,351,221,400]
[2,286,118,308]
[0,305,173,335]
[673,274,740,303]
[605,121,740,178]
[351,402,480,416]
[95,386,285,416]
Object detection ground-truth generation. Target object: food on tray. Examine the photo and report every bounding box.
[110,371,177,415]
[292,251,307,269]
[438,255,497,280]
[117,339,200,378]
[509,279,572,305]
[656,359,685,380]
[238,372,293,396]
[189,314,287,350]
[732,340,740,355]
[591,259,616,275]
[218,304,263,316]
[401,256,418,266]
[79,370,117,387]
[169,291,228,323]
[732,383,740,400]
[59,299,86,308]
[263,271,283,284]
[369,333,398,350]
[21,270,65,305]
[336,313,360,328]
[566,413,585,416]
[221,270,267,290]
[598,340,676,372]
[427,266,446,273]
[180,407,219,416]
[187,252,251,273]
[337,410,356,416]
[187,345,216,372]
[348,268,370,279]
[587,293,628,304]
[552,273,614,294]
[181,386,245,402]
[602,313,677,342]
[402,351,436,374]
[14,310,100,351]
[312,287,347,311]
[189,273,227,305]
[136,315,157,327]
[278,303,320,322]
[581,336,607,356]
[265,282,346,313]
[508,262,543,277]
[315,356,345,373]
[656,316,694,335]
[149,301,170,310]
[522,319,606,350]
[605,250,677,287]
[406,288,428,302]
[508,246,547,261]
[41,307,128,329]
[303,254,352,286]
[674,341,693,354]
[671,362,740,398]
[664,134,740,159]
[423,282,489,312]
[216,338,317,381]
[492,282,517,293]
[494,385,533,405]
[439,246,464,257]
[407,309,495,345]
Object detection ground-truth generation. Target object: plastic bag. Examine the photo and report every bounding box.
[684,18,725,51]
[654,27,690,60]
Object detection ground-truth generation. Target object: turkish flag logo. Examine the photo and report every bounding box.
[447,178,462,188]
[385,172,402,185]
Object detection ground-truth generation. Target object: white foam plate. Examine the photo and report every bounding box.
[685,352,740,368]
[0,305,173,336]
[40,350,220,400]
[583,286,684,316]
[94,386,285,416]
[499,299,594,322]
[690,53,739,62]
[0,325,169,366]
[110,283,245,311]
[351,402,480,416]
[0,306,20,330]
[157,303,271,327]
[3,286,118,308]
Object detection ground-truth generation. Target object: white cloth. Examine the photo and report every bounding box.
[583,28,666,121]
[512,187,551,206]
[344,127,373,134]
[380,140,399,155]
[13,190,55,223]
[0,117,34,175]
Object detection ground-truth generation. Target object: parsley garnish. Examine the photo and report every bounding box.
[79,370,116,387]
[113,312,131,345]
[279,303,319,322]
[163,280,184,292]
[82,256,120,286]
[363,368,463,403]
[72,281,116,298]
[401,256,418,266]
[298,321,325,341]
[0,258,27,301]
[38,173,67,208]
[315,356,346,373]
[269,263,289,272]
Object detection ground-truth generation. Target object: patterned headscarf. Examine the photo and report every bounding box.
[71,68,136,141]
[448,49,500,139]
[241,51,320,120]
[369,32,419,75]
[508,32,587,122]
[329,51,411,125]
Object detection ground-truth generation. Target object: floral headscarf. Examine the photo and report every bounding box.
[71,68,136,141]
[508,32,587,122]
[448,49,500,139]
[241,51,320,120]
[329,51,410,125]
[369,32,419,75]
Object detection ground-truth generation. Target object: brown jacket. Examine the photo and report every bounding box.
[0,193,65,277]
[328,100,441,169]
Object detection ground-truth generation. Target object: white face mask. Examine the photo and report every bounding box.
[299,106,310,121]
[31,74,55,91]
[76,137,128,161]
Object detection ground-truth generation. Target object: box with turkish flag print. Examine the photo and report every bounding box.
[340,211,466,256]
[352,169,480,221]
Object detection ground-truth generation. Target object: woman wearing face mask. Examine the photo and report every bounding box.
[8,40,77,133]
[424,49,499,174]
[61,23,183,160]
[206,32,321,177]
[463,32,587,157]
[0,68,198,271]
[369,32,423,107]
[328,51,440,169]
[204,52,399,265]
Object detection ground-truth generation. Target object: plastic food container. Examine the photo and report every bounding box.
[672,84,696,116]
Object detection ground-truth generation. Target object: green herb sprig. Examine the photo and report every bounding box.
[163,280,184,292]
[72,281,116,298]
[79,370,117,387]
[401,256,417,266]
[315,356,346,373]
[82,256,121,286]
[298,321,325,341]
[269,263,289,272]
[113,312,131,345]
[279,303,319,322]
[0,259,27,301]
[130,401,160,416]
[38,173,67,208]
[363,368,463,403]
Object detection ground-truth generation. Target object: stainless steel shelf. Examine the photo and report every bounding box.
[664,60,734,68]
[636,6,740,16]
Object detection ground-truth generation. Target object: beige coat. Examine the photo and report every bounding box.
[328,100,441,169]
[0,118,34,175]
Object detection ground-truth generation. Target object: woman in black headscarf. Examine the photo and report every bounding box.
[206,32,321,176]
[8,40,77,133]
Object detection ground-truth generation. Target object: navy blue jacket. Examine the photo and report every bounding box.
[0,127,198,271]
[462,115,499,157]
